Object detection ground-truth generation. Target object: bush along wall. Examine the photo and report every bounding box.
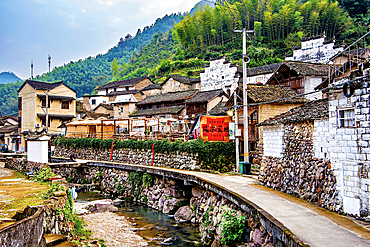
[47,164,274,246]
[54,138,235,173]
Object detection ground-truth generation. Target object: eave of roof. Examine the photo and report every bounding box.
[129,106,185,117]
[18,80,77,93]
[37,94,75,101]
[97,77,150,90]
[137,90,198,105]
[37,114,75,119]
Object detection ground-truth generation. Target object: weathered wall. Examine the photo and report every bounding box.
[328,80,370,216]
[262,124,284,158]
[49,165,287,247]
[200,57,238,93]
[260,121,341,212]
[54,146,199,170]
[0,207,46,247]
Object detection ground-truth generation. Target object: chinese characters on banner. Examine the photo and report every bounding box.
[200,116,231,142]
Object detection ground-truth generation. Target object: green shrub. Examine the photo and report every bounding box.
[220,207,246,245]
[31,167,57,183]
[42,181,66,199]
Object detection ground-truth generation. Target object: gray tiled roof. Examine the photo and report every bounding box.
[130,106,184,117]
[97,77,149,90]
[141,83,162,91]
[18,80,76,93]
[136,90,198,105]
[163,75,200,85]
[185,89,226,104]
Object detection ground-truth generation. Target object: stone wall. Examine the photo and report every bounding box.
[328,79,370,216]
[260,121,341,212]
[50,165,277,246]
[54,146,199,170]
[0,207,46,247]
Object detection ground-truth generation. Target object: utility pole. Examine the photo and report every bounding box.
[234,87,239,173]
[235,28,253,166]
[46,89,49,134]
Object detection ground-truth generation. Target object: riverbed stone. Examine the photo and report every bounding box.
[163,198,179,214]
[89,200,118,213]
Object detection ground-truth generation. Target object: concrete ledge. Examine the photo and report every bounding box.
[0,207,46,247]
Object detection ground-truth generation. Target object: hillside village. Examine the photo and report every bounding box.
[1,33,370,218]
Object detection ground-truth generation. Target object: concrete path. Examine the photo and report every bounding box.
[73,159,370,247]
[139,165,370,247]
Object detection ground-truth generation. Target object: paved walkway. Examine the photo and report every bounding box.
[73,159,370,247]
[138,165,370,247]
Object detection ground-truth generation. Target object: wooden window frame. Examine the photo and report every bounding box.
[338,108,355,128]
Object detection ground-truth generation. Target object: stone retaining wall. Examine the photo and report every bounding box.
[3,159,75,241]
[54,146,199,170]
[0,207,46,247]
[47,163,301,246]
[259,122,341,212]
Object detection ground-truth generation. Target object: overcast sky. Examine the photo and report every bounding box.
[0,0,200,79]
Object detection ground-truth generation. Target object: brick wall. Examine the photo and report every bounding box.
[262,124,284,158]
[328,80,370,216]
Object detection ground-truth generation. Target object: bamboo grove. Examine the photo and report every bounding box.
[174,0,352,55]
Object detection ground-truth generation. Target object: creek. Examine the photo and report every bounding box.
[77,192,201,246]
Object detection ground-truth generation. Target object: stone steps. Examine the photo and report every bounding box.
[44,234,75,247]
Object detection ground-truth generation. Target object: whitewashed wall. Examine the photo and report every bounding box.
[262,124,284,158]
[328,81,370,216]
[200,58,238,93]
[313,120,330,159]
[286,37,343,63]
[304,77,323,100]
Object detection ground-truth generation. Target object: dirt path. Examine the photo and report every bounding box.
[83,212,148,247]
[0,162,48,223]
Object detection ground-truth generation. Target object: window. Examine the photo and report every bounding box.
[18,97,22,110]
[92,99,96,105]
[61,101,69,109]
[338,108,355,128]
[41,99,50,108]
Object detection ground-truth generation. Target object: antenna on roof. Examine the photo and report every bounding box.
[31,58,34,79]
[48,51,51,73]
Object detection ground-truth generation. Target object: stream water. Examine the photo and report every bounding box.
[77,192,201,246]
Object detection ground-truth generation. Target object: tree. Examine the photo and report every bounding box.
[111,58,120,77]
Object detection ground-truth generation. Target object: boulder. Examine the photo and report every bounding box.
[174,206,192,222]
[162,198,179,214]
[88,200,118,213]
[192,187,202,198]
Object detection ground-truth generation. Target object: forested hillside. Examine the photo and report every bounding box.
[0,0,369,116]
[35,13,184,96]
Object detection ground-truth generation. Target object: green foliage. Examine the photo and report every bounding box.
[42,181,66,199]
[116,182,122,191]
[32,13,183,98]
[220,207,246,245]
[174,0,354,62]
[31,167,57,183]
[63,190,92,238]
[142,172,154,188]
[57,137,235,172]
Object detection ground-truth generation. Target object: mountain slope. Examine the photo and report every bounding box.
[0,72,21,84]
[37,13,184,97]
